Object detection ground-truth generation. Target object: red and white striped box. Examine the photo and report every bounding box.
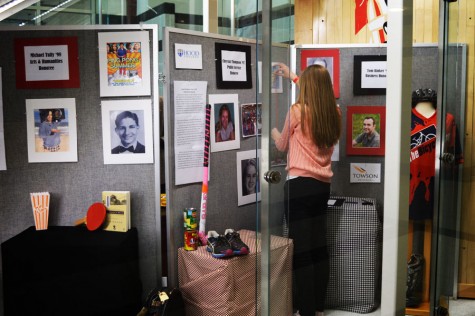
[30,192,50,230]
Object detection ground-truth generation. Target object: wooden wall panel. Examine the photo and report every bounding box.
[423,0,434,42]
[294,0,313,44]
[316,0,326,44]
[341,0,352,43]
[414,0,426,43]
[432,0,439,42]
[459,0,475,296]
[333,0,343,44]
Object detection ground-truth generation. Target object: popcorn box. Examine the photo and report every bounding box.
[30,192,50,230]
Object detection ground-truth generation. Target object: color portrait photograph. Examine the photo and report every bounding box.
[26,98,78,163]
[346,105,386,156]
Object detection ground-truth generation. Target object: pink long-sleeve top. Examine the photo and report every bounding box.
[273,104,334,183]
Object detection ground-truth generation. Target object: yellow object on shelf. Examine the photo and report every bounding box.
[160,193,167,207]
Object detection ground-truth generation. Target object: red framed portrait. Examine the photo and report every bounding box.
[346,106,386,156]
[15,37,79,89]
[300,49,340,98]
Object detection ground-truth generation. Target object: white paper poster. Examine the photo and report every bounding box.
[331,141,340,162]
[174,81,208,185]
[361,61,387,89]
[24,45,69,81]
[350,163,381,183]
[221,50,247,82]
[175,43,203,69]
[258,61,262,94]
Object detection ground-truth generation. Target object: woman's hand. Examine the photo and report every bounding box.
[274,63,297,82]
[274,63,297,80]
[271,127,280,141]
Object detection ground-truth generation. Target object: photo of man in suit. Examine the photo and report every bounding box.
[111,110,146,154]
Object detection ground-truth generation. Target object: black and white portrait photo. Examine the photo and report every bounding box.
[101,99,153,164]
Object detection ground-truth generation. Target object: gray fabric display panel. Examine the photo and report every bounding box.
[0,26,161,311]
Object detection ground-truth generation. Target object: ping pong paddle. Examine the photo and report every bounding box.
[74,202,107,231]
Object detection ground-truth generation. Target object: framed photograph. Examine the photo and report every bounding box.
[346,106,386,156]
[26,98,78,163]
[241,103,262,138]
[98,31,151,97]
[353,55,387,95]
[209,94,240,152]
[15,37,79,89]
[300,49,340,98]
[101,99,153,164]
[237,150,261,206]
[215,42,252,89]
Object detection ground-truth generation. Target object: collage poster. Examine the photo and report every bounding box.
[98,31,151,97]
[105,41,143,88]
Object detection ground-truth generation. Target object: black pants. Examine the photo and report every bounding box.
[285,177,330,315]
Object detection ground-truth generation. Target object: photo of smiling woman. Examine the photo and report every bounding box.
[38,109,64,152]
[215,103,235,142]
[241,158,259,196]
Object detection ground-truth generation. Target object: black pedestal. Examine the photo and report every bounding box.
[2,226,142,316]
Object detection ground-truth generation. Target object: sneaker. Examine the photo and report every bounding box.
[224,229,250,255]
[206,231,233,258]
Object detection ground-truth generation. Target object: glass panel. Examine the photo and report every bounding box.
[217,0,232,36]
[0,0,95,26]
[432,0,466,314]
[261,1,294,315]
[173,0,203,31]
[38,10,93,25]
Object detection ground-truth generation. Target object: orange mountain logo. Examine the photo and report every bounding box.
[353,165,367,173]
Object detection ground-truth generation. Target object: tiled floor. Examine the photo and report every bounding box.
[448,298,475,316]
[323,298,475,315]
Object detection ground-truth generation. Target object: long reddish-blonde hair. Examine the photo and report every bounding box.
[296,64,341,148]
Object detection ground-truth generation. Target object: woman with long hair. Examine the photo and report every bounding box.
[272,63,341,316]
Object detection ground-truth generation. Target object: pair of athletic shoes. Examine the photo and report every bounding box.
[206,229,250,259]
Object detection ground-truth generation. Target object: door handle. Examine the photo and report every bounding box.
[440,152,455,164]
[264,170,282,184]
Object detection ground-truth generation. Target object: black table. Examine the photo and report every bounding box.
[2,226,142,316]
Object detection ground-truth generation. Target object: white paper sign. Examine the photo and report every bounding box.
[350,163,381,183]
[24,45,69,81]
[175,43,203,69]
[258,61,262,94]
[331,141,340,162]
[361,61,387,89]
[221,50,247,81]
[174,81,208,185]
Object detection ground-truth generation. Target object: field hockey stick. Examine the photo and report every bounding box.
[198,104,211,245]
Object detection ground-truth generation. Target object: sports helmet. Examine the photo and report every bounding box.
[411,88,437,108]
